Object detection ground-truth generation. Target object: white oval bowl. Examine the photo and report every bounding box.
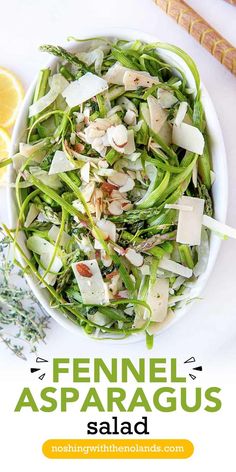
[8,27,228,344]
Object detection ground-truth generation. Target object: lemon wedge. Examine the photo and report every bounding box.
[0,67,24,128]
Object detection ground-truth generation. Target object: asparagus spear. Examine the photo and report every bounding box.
[39,45,86,68]
[29,68,50,127]
[197,182,213,216]
[109,206,162,223]
[133,231,177,252]
[120,230,170,259]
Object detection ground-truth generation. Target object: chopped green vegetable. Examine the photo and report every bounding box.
[6,35,220,346]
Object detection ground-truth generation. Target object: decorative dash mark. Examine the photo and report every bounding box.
[184,356,196,364]
[30,368,40,374]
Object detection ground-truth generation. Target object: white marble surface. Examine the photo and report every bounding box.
[0,0,236,364]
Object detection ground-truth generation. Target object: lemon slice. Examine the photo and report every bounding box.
[0,67,24,128]
[0,127,11,180]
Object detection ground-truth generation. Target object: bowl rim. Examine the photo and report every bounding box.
[7,26,228,344]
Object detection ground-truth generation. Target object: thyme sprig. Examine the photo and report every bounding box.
[0,232,50,360]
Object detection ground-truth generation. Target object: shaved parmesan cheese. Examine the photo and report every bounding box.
[172,122,205,155]
[123,70,158,91]
[62,72,108,108]
[147,95,168,134]
[158,121,172,146]
[125,248,144,267]
[72,259,109,304]
[173,101,188,127]
[159,256,193,278]
[25,204,39,228]
[177,196,205,246]
[202,215,236,239]
[48,225,71,247]
[157,89,178,109]
[29,74,69,117]
[49,150,75,175]
[104,62,130,85]
[147,278,169,322]
[80,161,90,183]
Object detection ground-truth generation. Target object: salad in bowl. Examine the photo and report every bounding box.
[6,33,233,346]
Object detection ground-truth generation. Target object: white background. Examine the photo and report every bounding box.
[0,0,236,470]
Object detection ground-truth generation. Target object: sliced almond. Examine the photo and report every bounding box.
[85,126,104,143]
[117,290,129,299]
[76,262,93,278]
[122,202,133,211]
[111,124,128,146]
[109,171,128,187]
[106,124,128,152]
[108,200,123,215]
[74,142,85,153]
[100,181,118,194]
[94,219,117,249]
[119,176,135,193]
[111,189,125,200]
